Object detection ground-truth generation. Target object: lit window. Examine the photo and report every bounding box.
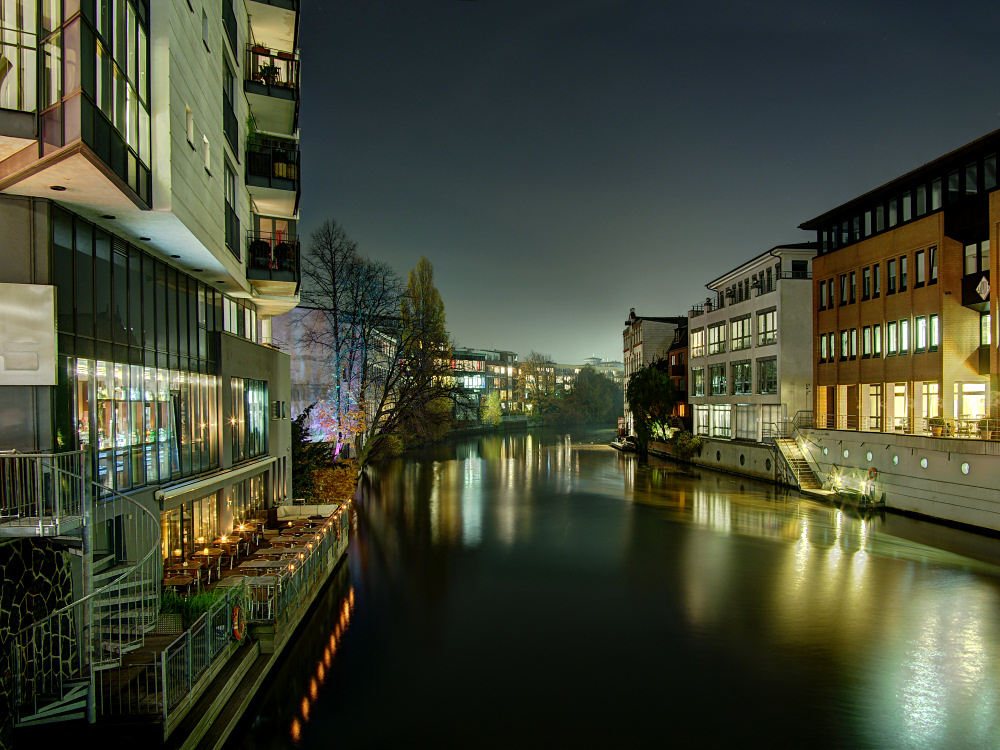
[915,316,927,351]
[929,315,939,349]
[900,319,909,353]
[887,321,898,354]
[982,313,992,346]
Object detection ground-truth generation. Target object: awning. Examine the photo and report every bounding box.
[154,456,277,511]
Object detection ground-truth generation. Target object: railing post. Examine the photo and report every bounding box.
[81,449,95,722]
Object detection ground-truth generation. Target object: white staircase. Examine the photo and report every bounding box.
[774,438,823,490]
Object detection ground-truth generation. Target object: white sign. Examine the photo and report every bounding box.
[0,283,57,386]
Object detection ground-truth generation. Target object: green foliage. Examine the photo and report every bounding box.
[160,588,229,629]
[560,366,622,424]
[291,403,337,499]
[481,391,503,428]
[669,430,703,462]
[625,360,677,451]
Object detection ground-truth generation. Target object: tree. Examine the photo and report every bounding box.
[625,360,677,452]
[481,391,503,428]
[291,403,336,499]
[518,351,558,421]
[562,366,622,424]
[354,257,460,465]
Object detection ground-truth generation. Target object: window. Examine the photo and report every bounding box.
[862,326,872,357]
[757,310,777,346]
[929,246,938,283]
[709,364,726,396]
[915,250,925,286]
[757,357,777,394]
[873,324,882,357]
[931,178,942,210]
[964,240,990,275]
[889,198,898,227]
[899,256,907,291]
[732,361,751,395]
[202,9,211,53]
[862,267,871,299]
[876,205,885,232]
[948,170,960,203]
[966,162,978,195]
[851,328,858,358]
[902,192,912,222]
[849,271,856,303]
[839,274,847,305]
[840,330,849,359]
[915,316,927,351]
[730,316,751,351]
[929,315,939,349]
[982,313,992,346]
[203,135,211,172]
[987,154,997,190]
[873,264,881,296]
[708,323,726,354]
[916,185,927,216]
[864,210,872,236]
[819,280,827,309]
[710,404,731,438]
[900,319,909,353]
[887,321,898,354]
[820,334,828,361]
[692,367,705,396]
[185,105,194,146]
[887,259,896,293]
[690,329,705,357]
[827,332,836,360]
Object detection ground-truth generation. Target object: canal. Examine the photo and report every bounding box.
[229,427,1000,749]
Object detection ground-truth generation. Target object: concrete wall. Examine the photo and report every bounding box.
[650,438,779,483]
[802,427,1000,531]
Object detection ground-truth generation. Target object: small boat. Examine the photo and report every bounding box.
[611,436,638,452]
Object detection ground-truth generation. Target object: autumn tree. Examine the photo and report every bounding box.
[625,360,677,452]
[518,351,558,421]
[481,391,503,428]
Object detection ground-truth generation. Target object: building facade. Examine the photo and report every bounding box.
[801,131,1000,436]
[449,347,521,420]
[688,244,816,442]
[663,325,689,428]
[0,0,302,565]
[622,310,685,435]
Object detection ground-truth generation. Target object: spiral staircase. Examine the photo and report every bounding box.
[1,450,161,727]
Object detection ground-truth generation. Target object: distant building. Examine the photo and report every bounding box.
[622,310,686,435]
[687,244,817,442]
[664,325,690,429]
[449,348,521,420]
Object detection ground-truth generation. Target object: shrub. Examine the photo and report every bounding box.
[669,430,704,462]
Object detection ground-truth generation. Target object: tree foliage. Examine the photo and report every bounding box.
[562,366,622,424]
[518,351,558,420]
[625,360,677,451]
[481,391,503,428]
[291,403,336,499]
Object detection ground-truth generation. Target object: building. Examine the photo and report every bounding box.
[0,0,302,728]
[622,310,686,435]
[582,356,625,386]
[688,244,816,442]
[801,131,1000,436]
[449,347,521,420]
[663,325,690,429]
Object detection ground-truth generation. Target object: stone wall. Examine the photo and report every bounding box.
[0,539,75,748]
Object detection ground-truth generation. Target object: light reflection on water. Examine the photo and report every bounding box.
[228,428,1000,750]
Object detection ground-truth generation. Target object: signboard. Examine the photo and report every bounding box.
[0,283,56,386]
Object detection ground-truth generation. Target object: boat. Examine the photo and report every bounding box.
[611,436,638,452]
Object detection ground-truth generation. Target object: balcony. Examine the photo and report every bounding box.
[246,231,300,295]
[245,45,299,135]
[246,137,299,217]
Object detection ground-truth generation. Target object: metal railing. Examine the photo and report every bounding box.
[247,138,299,181]
[160,580,246,719]
[813,413,1000,439]
[11,452,161,725]
[246,231,299,276]
[0,450,85,533]
[246,45,300,92]
[245,505,350,623]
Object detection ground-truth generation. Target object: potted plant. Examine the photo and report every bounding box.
[248,238,271,268]
[260,62,279,85]
[275,241,295,271]
[929,415,945,437]
[979,418,990,439]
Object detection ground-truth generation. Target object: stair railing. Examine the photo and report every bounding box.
[0,450,86,533]
[12,455,161,726]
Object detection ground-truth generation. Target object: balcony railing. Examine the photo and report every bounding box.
[246,137,299,183]
[246,231,299,278]
[246,45,300,93]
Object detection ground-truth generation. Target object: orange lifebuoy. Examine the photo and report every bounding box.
[867,467,878,482]
[232,604,246,641]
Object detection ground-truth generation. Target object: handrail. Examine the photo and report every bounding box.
[12,453,161,725]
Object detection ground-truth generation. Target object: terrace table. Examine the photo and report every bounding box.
[163,575,195,595]
[191,548,224,583]
[238,558,293,576]
[166,560,204,589]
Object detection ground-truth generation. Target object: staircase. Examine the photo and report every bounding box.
[2,451,161,727]
[774,438,823,490]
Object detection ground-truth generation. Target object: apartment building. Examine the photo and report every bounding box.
[663,325,689,428]
[801,130,1000,436]
[0,0,301,578]
[688,244,816,441]
[450,347,521,419]
[622,309,686,435]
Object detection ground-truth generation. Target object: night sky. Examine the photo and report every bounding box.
[298,1,1000,363]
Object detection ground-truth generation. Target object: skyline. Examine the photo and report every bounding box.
[299,0,1000,362]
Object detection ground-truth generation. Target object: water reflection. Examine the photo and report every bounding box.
[230,428,1000,749]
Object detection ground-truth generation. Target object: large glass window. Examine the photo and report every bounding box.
[887,321,898,354]
[930,315,939,349]
[915,316,928,351]
[732,360,751,395]
[730,316,751,351]
[232,377,268,462]
[757,310,777,346]
[708,323,726,355]
[887,259,897,293]
[757,358,777,394]
[690,329,705,358]
[915,250,925,285]
[709,364,726,396]
[691,367,705,397]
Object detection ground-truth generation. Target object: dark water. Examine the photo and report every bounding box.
[229,428,1000,749]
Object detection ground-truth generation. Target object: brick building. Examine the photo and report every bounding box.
[801,130,1000,435]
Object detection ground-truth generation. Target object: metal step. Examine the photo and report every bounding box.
[15,681,89,727]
